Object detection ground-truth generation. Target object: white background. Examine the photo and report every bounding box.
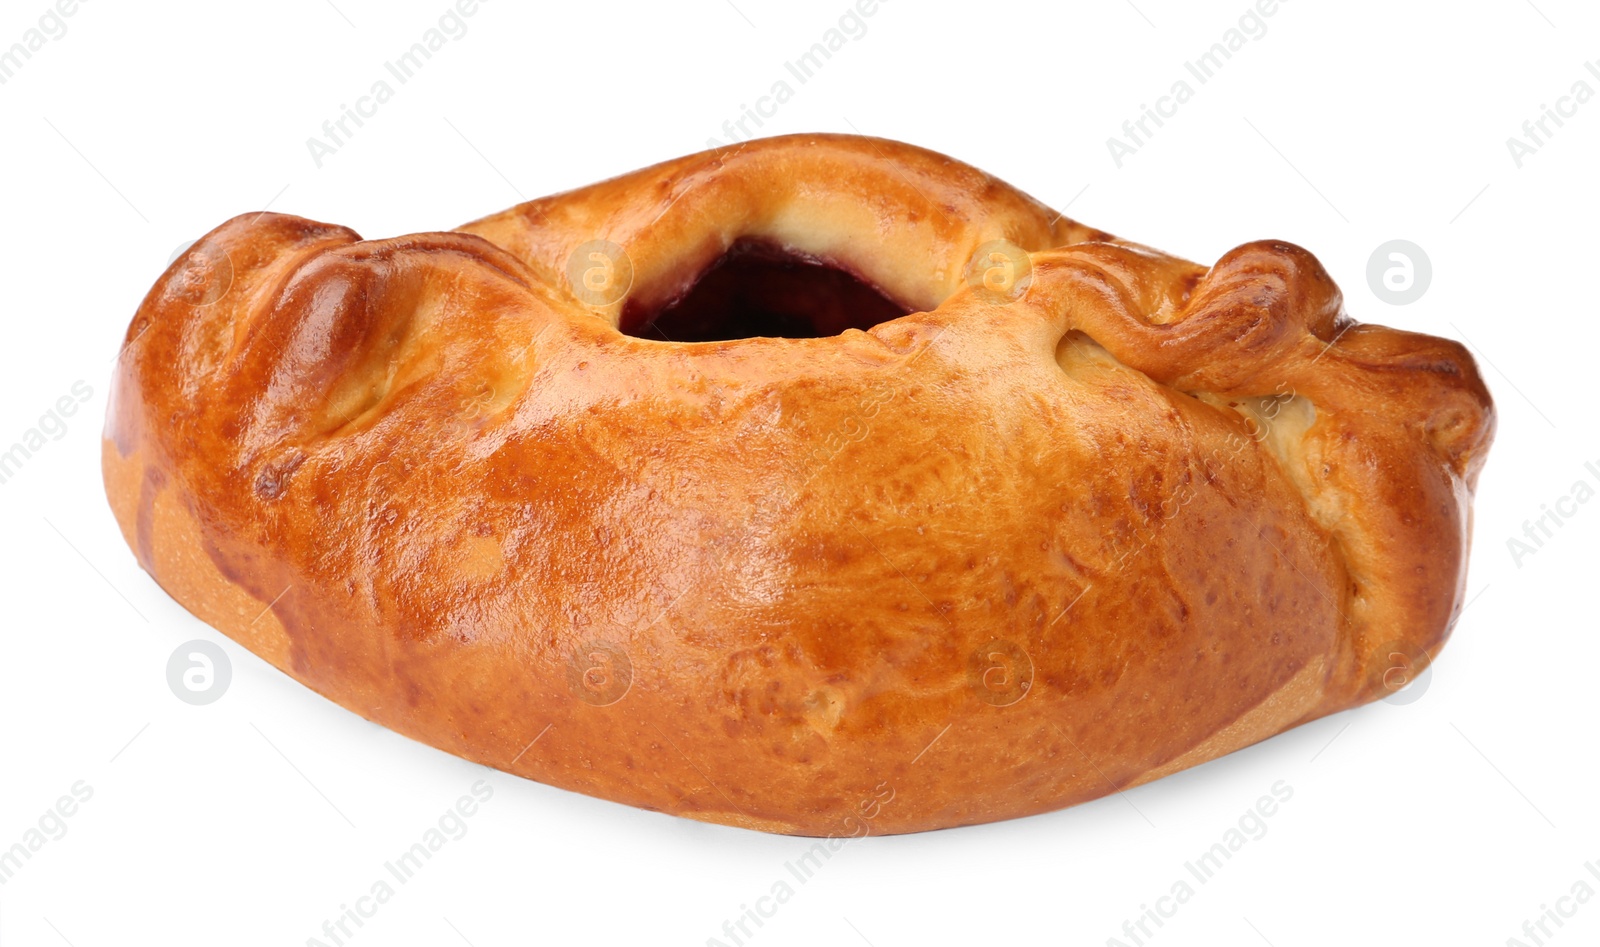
[1,1,1596,945]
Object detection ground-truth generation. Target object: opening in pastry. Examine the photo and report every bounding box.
[620,239,912,342]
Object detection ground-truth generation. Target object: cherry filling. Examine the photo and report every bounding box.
[620,239,913,342]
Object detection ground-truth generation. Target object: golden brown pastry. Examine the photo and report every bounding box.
[103,134,1494,835]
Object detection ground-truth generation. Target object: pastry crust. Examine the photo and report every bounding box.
[103,134,1494,835]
